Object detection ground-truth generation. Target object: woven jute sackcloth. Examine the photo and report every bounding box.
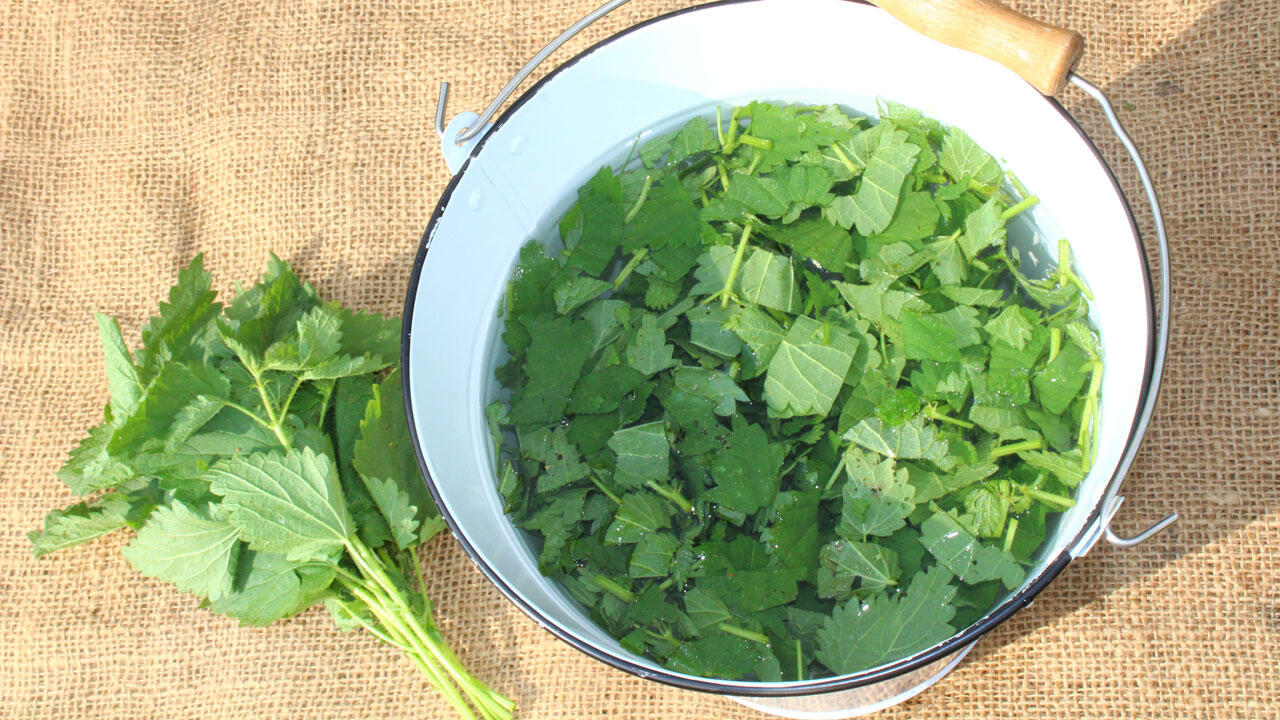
[2,0,1277,718]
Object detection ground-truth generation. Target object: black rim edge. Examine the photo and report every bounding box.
[401,0,1160,698]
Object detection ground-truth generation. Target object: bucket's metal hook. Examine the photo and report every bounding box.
[437,0,636,148]
[1106,510,1179,548]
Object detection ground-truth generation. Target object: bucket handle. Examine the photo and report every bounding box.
[434,0,1178,550]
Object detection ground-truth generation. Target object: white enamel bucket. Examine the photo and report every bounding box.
[402,1,1176,715]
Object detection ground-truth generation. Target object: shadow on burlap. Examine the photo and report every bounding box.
[0,1,1276,719]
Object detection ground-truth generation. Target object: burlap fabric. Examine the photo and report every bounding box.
[2,0,1276,718]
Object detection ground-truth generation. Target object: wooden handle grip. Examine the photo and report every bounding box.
[868,0,1083,96]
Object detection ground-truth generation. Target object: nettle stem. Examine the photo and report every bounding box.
[720,222,755,309]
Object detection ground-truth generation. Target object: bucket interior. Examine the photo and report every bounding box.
[404,0,1151,694]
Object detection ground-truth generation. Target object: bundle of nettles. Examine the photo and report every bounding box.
[490,101,1102,681]
[30,257,513,720]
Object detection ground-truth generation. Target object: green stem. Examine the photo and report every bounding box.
[988,437,1043,460]
[593,574,635,603]
[588,471,622,506]
[924,405,975,429]
[795,639,805,681]
[1003,517,1019,553]
[624,175,654,223]
[716,160,731,193]
[737,134,772,150]
[645,479,693,514]
[346,538,512,720]
[1049,327,1062,363]
[222,400,274,432]
[824,452,849,493]
[249,370,291,450]
[338,577,478,720]
[717,623,771,646]
[830,143,858,175]
[720,222,755,309]
[1022,486,1076,509]
[715,105,725,148]
[277,377,304,421]
[1001,195,1039,221]
[613,248,648,289]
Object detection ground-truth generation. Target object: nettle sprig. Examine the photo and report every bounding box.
[31,256,513,720]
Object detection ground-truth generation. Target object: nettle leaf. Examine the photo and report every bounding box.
[554,274,612,315]
[871,191,941,247]
[727,306,786,372]
[121,500,241,601]
[830,140,921,235]
[741,101,842,172]
[766,218,852,272]
[109,361,230,457]
[135,254,222,379]
[629,533,680,578]
[706,417,785,516]
[607,422,670,489]
[207,549,335,626]
[836,282,929,327]
[683,586,733,630]
[704,173,790,220]
[984,306,1038,351]
[738,247,801,313]
[626,314,678,376]
[623,175,703,254]
[900,307,982,362]
[353,370,440,546]
[765,315,858,418]
[509,314,593,424]
[96,313,143,419]
[672,366,748,416]
[667,634,771,681]
[1033,341,1091,414]
[1018,449,1088,487]
[208,447,352,563]
[959,196,1007,258]
[817,539,900,599]
[605,491,673,544]
[686,306,743,359]
[815,565,957,675]
[58,422,135,495]
[837,449,916,539]
[525,427,590,493]
[29,492,132,558]
[920,510,1025,589]
[764,490,821,570]
[568,166,626,277]
[843,417,954,470]
[939,127,1002,188]
[665,116,718,165]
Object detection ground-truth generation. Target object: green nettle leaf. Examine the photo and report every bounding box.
[607,422,670,489]
[207,549,335,626]
[605,491,674,544]
[626,314,678,376]
[629,533,680,578]
[707,417,785,516]
[984,306,1038,351]
[727,306,786,372]
[920,511,1025,589]
[29,493,132,558]
[736,247,801,313]
[568,166,626,277]
[900,307,982,363]
[837,449,916,539]
[817,539,900,599]
[165,395,229,452]
[766,218,852,271]
[815,565,958,675]
[704,173,791,220]
[844,417,954,470]
[959,196,1007,258]
[121,500,241,601]
[764,490,822,570]
[554,274,613,316]
[938,127,1002,188]
[96,313,143,419]
[765,315,859,418]
[57,422,135,495]
[1032,341,1090,414]
[830,140,921,235]
[526,427,590,493]
[135,254,222,378]
[666,116,718,165]
[666,635,771,681]
[686,306,743,359]
[871,191,941,246]
[683,586,733,630]
[1018,449,1088,487]
[623,176,703,254]
[109,361,231,456]
[508,314,594,424]
[672,366,748,416]
[742,101,841,172]
[352,370,440,546]
[208,447,353,563]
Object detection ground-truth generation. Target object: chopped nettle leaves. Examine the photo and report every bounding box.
[31,257,513,720]
[492,101,1102,682]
